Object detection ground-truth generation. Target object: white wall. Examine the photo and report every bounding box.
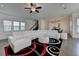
[70,13,79,38]
[39,20,49,30]
[38,16,71,34]
[0,15,35,40]
[48,16,70,33]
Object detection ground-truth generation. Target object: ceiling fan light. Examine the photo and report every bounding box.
[31,7,35,11]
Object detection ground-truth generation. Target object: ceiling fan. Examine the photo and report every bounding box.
[24,3,42,13]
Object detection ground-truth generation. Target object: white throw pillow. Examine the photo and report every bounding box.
[39,35,49,43]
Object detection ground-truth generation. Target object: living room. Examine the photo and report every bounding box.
[0,3,79,56]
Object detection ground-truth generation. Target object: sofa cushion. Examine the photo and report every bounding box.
[13,37,31,46]
[49,33,60,39]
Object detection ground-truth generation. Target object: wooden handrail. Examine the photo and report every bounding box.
[29,20,38,30]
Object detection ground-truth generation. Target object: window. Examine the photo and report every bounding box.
[13,21,19,31]
[3,20,26,31]
[3,20,12,31]
[21,22,25,30]
[77,19,79,33]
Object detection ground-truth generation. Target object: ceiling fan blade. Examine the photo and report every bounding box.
[35,10,39,13]
[36,7,42,9]
[30,10,32,13]
[25,7,31,9]
[30,3,33,6]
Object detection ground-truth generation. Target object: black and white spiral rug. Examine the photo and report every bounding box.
[4,38,62,56]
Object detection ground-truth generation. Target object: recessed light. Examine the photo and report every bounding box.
[1,4,4,7]
[61,3,67,9]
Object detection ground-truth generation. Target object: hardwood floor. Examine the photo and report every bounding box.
[0,39,9,56]
[59,38,79,56]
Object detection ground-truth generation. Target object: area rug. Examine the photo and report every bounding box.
[4,39,62,56]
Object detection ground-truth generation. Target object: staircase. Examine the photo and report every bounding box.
[29,20,39,30]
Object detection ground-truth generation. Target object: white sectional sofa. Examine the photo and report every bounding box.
[8,30,61,53]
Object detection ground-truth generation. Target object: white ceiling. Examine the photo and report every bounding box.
[0,3,79,20]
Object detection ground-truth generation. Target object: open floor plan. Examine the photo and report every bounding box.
[0,3,79,56]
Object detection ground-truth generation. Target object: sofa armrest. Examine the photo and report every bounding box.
[8,36,15,50]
